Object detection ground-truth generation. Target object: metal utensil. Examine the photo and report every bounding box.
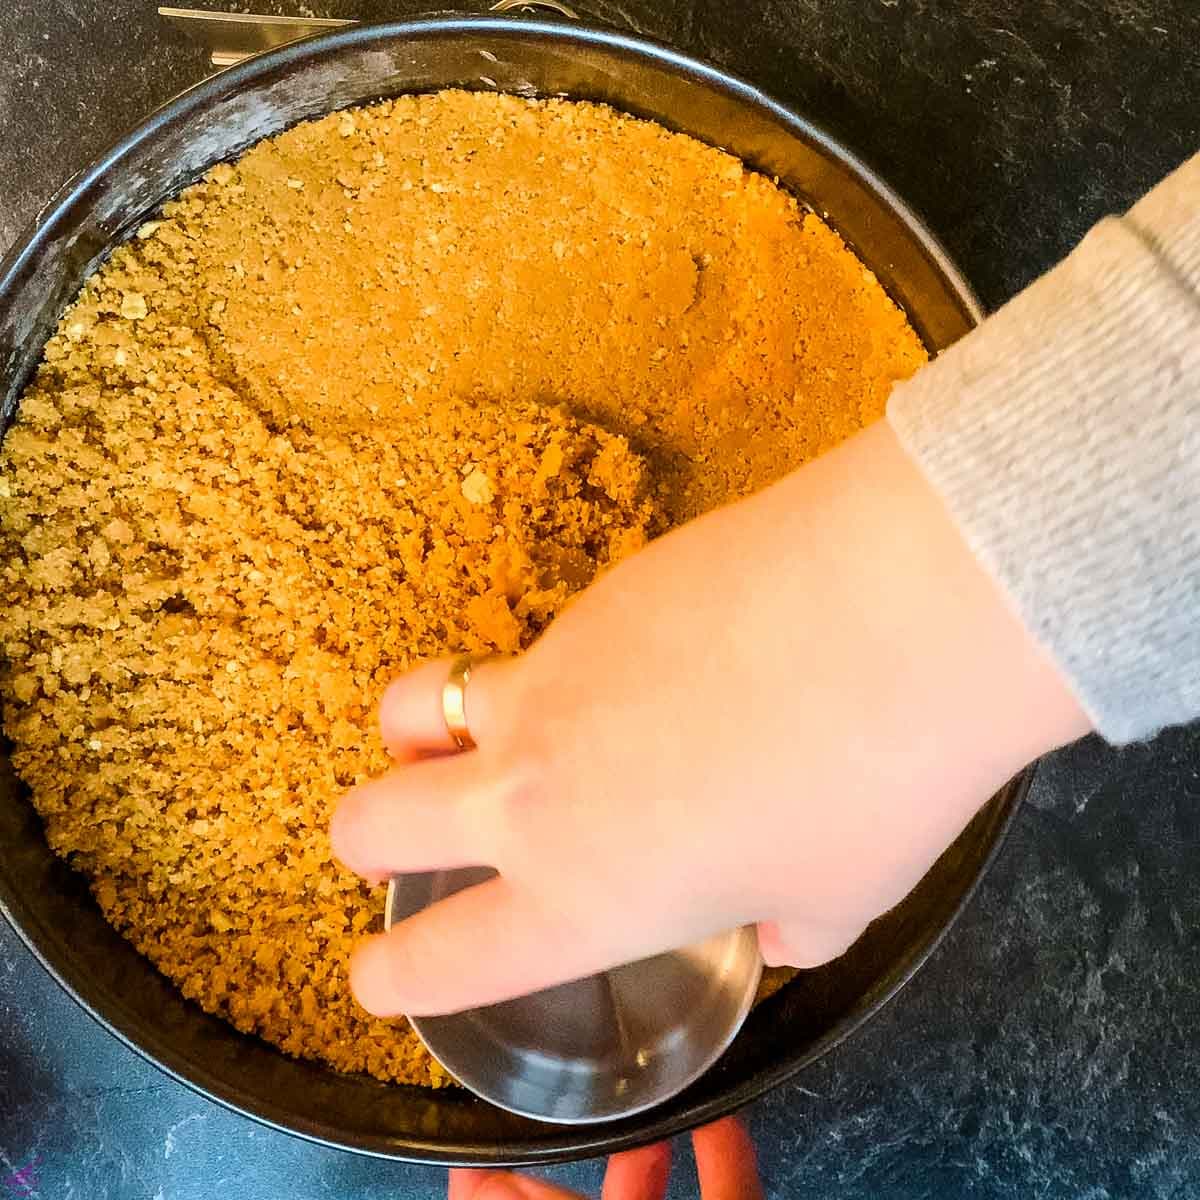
[159,1,579,68]
[158,7,355,67]
[386,869,763,1123]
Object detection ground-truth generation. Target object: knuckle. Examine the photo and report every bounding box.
[475,737,560,870]
[504,736,558,805]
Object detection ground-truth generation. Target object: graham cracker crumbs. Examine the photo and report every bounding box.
[0,91,925,1086]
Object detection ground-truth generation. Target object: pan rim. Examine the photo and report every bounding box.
[0,13,1009,1166]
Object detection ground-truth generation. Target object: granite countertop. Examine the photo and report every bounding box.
[0,2,1197,1197]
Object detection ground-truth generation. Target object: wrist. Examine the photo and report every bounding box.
[773,420,1091,794]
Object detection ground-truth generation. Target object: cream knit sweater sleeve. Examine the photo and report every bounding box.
[888,153,1200,744]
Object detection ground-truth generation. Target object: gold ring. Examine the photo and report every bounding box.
[442,655,483,751]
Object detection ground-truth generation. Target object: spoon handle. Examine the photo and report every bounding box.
[159,2,580,70]
[158,6,356,68]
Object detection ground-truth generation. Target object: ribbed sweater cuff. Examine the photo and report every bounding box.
[888,154,1200,743]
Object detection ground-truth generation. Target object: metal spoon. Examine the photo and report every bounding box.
[159,1,580,68]
[386,869,763,1124]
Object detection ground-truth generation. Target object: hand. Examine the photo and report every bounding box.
[332,420,1090,1015]
[448,1118,761,1200]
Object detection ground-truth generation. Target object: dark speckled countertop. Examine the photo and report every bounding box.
[1,3,1198,1197]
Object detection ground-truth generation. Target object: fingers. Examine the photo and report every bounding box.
[692,1118,763,1200]
[330,754,498,881]
[756,918,859,969]
[350,875,607,1016]
[380,655,507,762]
[448,1131,734,1200]
[601,1142,672,1200]
[449,1168,497,1200]
[448,1168,586,1199]
[448,1142,670,1200]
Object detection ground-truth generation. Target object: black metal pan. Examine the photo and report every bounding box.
[0,15,1024,1166]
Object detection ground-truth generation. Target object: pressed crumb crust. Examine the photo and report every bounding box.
[0,91,926,1085]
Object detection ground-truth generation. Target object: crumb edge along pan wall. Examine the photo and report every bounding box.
[0,15,1026,1167]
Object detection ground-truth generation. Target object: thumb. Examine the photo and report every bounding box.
[351,875,613,1016]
